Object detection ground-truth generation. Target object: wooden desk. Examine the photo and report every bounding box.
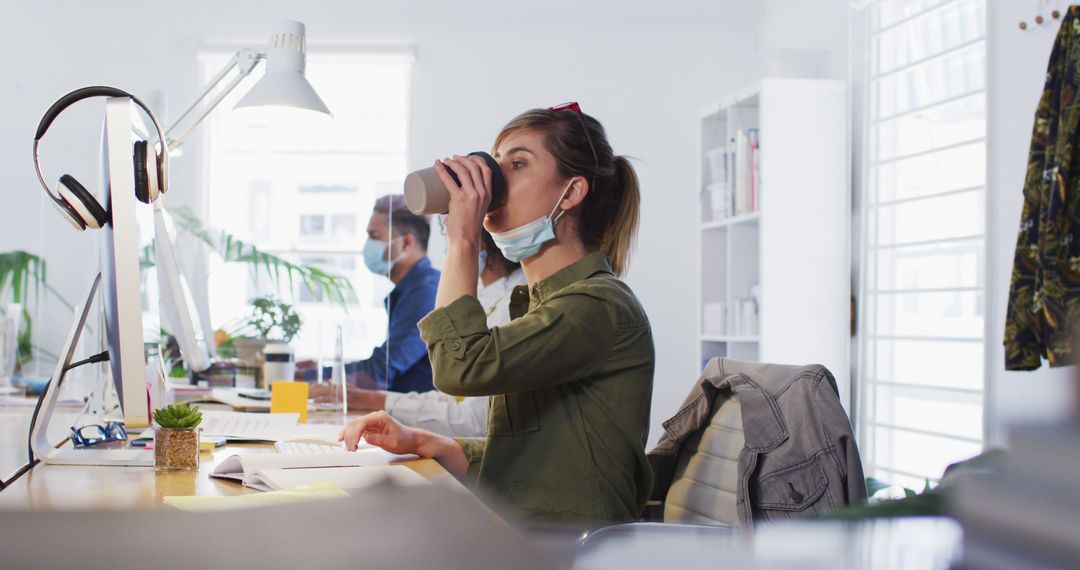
[0,405,462,510]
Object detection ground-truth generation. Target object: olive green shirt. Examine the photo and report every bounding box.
[417,252,654,527]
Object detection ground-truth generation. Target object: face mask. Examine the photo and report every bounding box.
[490,180,573,263]
[363,236,404,275]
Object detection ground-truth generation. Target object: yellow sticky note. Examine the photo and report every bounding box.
[271,381,309,423]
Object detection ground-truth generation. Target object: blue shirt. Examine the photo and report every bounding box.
[307,257,440,393]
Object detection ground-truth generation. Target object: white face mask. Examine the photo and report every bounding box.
[489,180,574,263]
[362,236,404,275]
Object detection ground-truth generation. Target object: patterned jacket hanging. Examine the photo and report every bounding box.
[1006,6,1080,370]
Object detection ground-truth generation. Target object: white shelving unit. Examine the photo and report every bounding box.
[697,78,850,403]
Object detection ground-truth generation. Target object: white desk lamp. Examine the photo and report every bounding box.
[164,19,332,153]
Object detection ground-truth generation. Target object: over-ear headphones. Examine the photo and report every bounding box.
[33,86,170,231]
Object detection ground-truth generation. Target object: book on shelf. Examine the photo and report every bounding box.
[704,128,760,222]
[748,128,759,213]
[735,130,748,216]
[734,128,759,217]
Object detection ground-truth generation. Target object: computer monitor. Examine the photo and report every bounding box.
[154,205,212,373]
[100,97,153,430]
[30,97,156,465]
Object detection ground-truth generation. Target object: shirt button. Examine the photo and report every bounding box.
[450,342,461,351]
[787,482,804,503]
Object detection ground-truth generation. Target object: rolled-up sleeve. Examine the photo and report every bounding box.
[418,288,616,397]
[418,295,491,361]
[454,437,487,485]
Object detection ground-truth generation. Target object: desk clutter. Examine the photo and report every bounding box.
[190,360,260,388]
[133,410,338,443]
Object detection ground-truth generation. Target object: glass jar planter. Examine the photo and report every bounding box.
[154,427,200,471]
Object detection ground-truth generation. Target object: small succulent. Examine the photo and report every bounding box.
[153,404,203,429]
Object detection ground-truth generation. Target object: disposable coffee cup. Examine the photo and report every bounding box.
[262,343,296,388]
[404,151,506,215]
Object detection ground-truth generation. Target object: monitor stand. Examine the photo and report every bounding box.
[29,273,153,466]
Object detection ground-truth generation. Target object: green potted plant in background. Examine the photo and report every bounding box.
[217,295,303,371]
[140,207,354,374]
[0,251,73,391]
[153,403,203,471]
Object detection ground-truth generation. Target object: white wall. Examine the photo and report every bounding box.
[1,0,847,446]
[986,2,1076,442]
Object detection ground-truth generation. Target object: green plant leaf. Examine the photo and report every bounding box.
[0,251,47,367]
[865,477,892,498]
[169,207,356,308]
[153,403,203,429]
[140,243,156,269]
[903,487,917,499]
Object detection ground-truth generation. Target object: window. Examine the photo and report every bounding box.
[857,0,987,489]
[299,215,326,238]
[203,51,411,361]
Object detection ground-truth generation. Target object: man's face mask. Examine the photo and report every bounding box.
[363,236,404,275]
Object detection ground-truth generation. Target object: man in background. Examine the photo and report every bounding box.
[306,194,440,393]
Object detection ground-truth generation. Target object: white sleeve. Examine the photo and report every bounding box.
[384,391,488,438]
[380,271,519,437]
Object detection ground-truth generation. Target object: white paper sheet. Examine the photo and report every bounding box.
[210,448,396,490]
[253,465,430,492]
[196,410,300,441]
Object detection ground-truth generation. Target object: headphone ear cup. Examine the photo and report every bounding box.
[49,194,88,231]
[143,140,160,203]
[133,140,150,203]
[58,174,107,229]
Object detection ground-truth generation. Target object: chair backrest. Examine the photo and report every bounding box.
[662,389,744,526]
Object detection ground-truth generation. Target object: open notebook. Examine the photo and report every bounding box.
[210,449,417,492]
[255,465,430,492]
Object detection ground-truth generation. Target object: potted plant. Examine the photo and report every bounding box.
[153,403,203,471]
[216,296,303,371]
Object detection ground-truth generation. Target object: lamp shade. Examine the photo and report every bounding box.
[234,20,331,116]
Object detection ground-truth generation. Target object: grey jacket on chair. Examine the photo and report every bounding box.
[648,358,866,529]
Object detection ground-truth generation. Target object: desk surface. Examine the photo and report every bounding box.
[0,401,459,510]
[1,398,978,569]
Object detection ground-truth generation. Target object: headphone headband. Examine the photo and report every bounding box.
[33,85,170,215]
[34,86,168,150]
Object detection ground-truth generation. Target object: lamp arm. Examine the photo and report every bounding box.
[165,48,264,152]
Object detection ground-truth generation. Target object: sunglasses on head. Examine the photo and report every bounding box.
[548,102,600,186]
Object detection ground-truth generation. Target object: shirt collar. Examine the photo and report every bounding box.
[394,257,433,294]
[479,268,525,296]
[529,252,614,304]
